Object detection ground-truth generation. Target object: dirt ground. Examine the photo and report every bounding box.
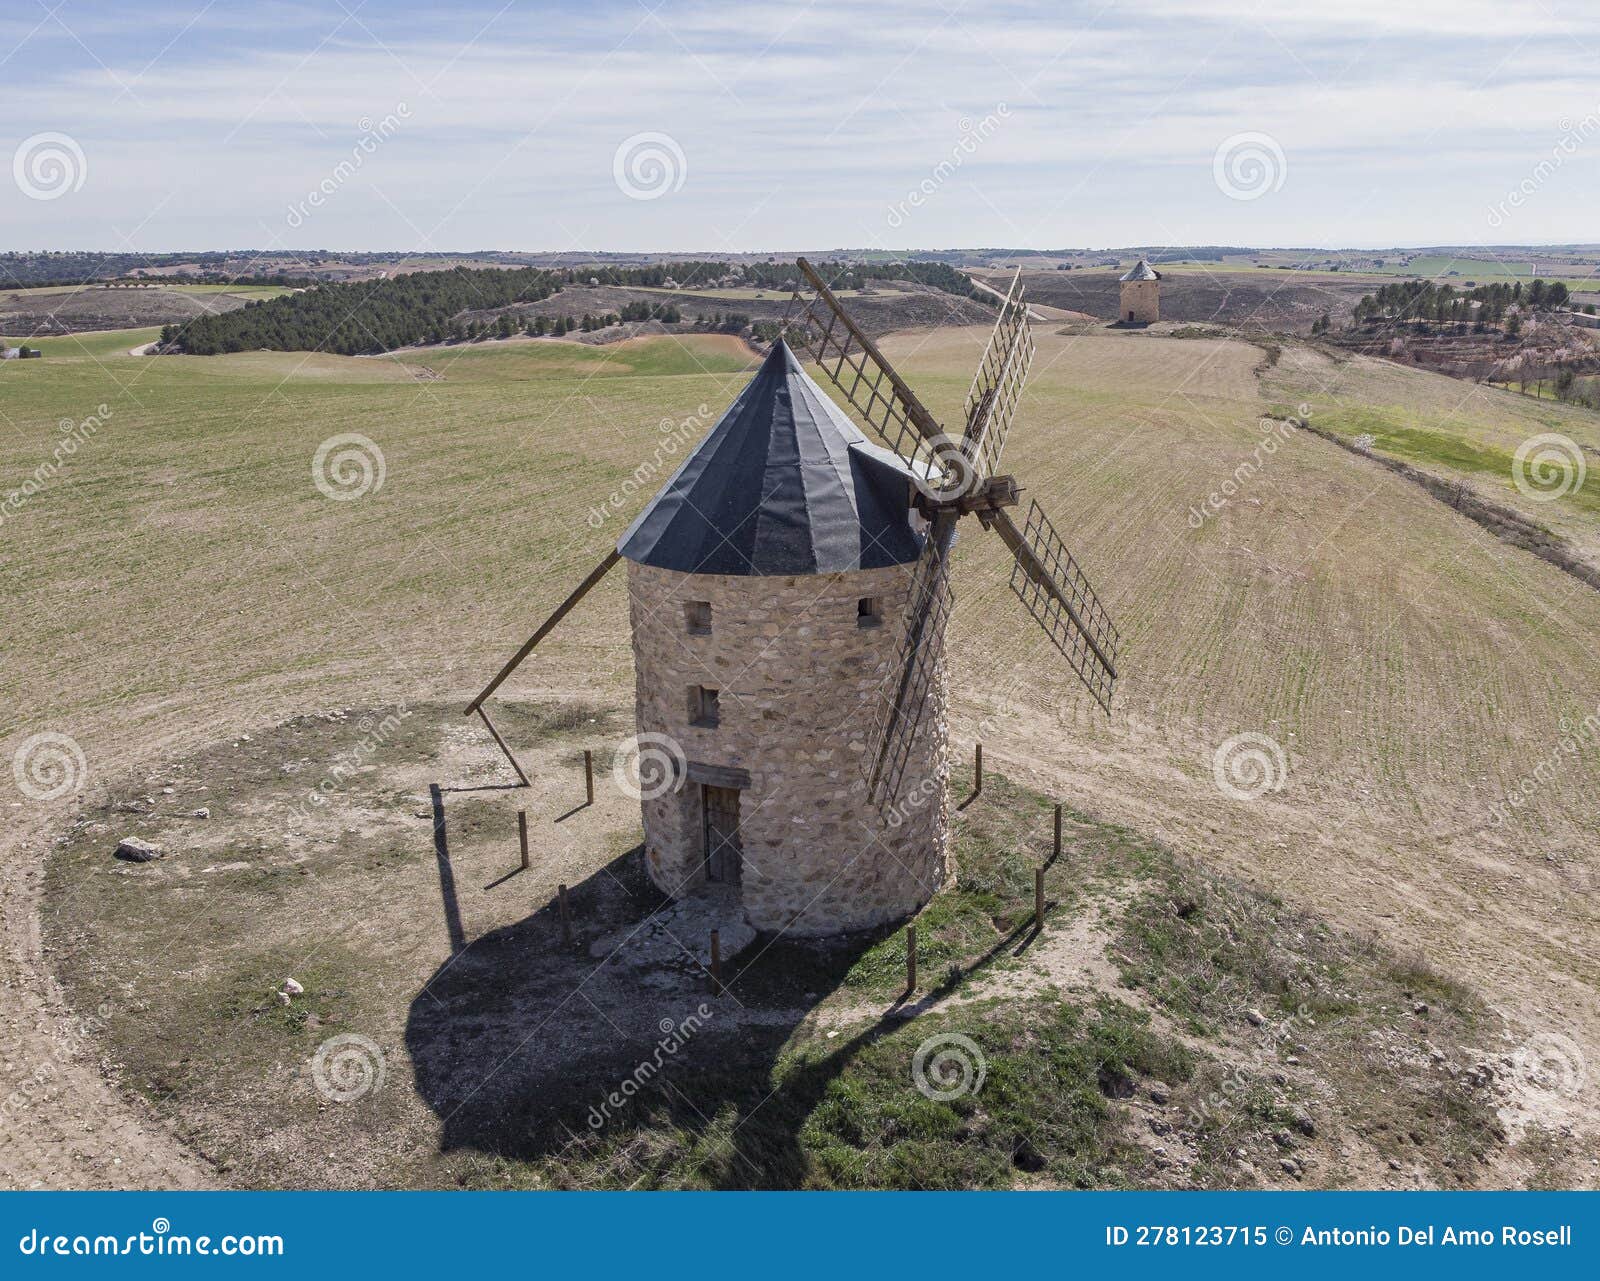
[3,323,1598,1188]
[0,284,272,338]
[31,701,1575,1190]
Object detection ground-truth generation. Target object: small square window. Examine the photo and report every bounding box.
[684,600,712,635]
[856,596,883,628]
[690,685,720,728]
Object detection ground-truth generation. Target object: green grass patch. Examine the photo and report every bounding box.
[1309,403,1600,515]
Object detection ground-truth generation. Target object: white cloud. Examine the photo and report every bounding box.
[4,0,1599,250]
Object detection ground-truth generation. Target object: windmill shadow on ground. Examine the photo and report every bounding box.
[406,766,1061,1186]
[402,831,881,1185]
[405,780,967,1185]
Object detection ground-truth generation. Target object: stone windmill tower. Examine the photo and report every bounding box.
[613,339,948,933]
[465,261,1121,939]
[1118,259,1162,324]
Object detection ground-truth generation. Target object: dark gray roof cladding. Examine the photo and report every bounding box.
[617,339,925,576]
[1119,259,1162,281]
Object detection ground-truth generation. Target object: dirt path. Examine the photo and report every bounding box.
[962,271,1089,322]
[0,803,211,1188]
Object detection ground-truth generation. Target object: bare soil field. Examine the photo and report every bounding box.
[2,325,1597,1188]
[978,270,1375,333]
[461,279,994,339]
[0,284,288,338]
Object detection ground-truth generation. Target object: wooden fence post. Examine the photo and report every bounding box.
[710,930,723,996]
[584,749,594,805]
[974,743,983,795]
[1053,803,1062,863]
[518,809,529,870]
[906,925,917,993]
[1035,867,1045,934]
[558,883,571,946]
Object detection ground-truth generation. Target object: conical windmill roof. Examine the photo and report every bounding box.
[1119,259,1162,281]
[617,339,925,576]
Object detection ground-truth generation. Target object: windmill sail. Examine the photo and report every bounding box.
[783,258,950,479]
[865,513,956,808]
[961,269,1033,481]
[989,501,1120,713]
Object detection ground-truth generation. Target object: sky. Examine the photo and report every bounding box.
[3,0,1600,254]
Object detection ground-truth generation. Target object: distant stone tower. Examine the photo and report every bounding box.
[617,341,951,936]
[1118,259,1161,324]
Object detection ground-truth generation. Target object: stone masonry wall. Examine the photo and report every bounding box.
[627,559,950,936]
[1120,278,1159,323]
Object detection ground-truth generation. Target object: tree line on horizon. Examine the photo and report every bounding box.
[156,255,989,355]
[162,267,563,355]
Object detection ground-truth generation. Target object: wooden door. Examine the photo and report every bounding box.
[703,785,742,883]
